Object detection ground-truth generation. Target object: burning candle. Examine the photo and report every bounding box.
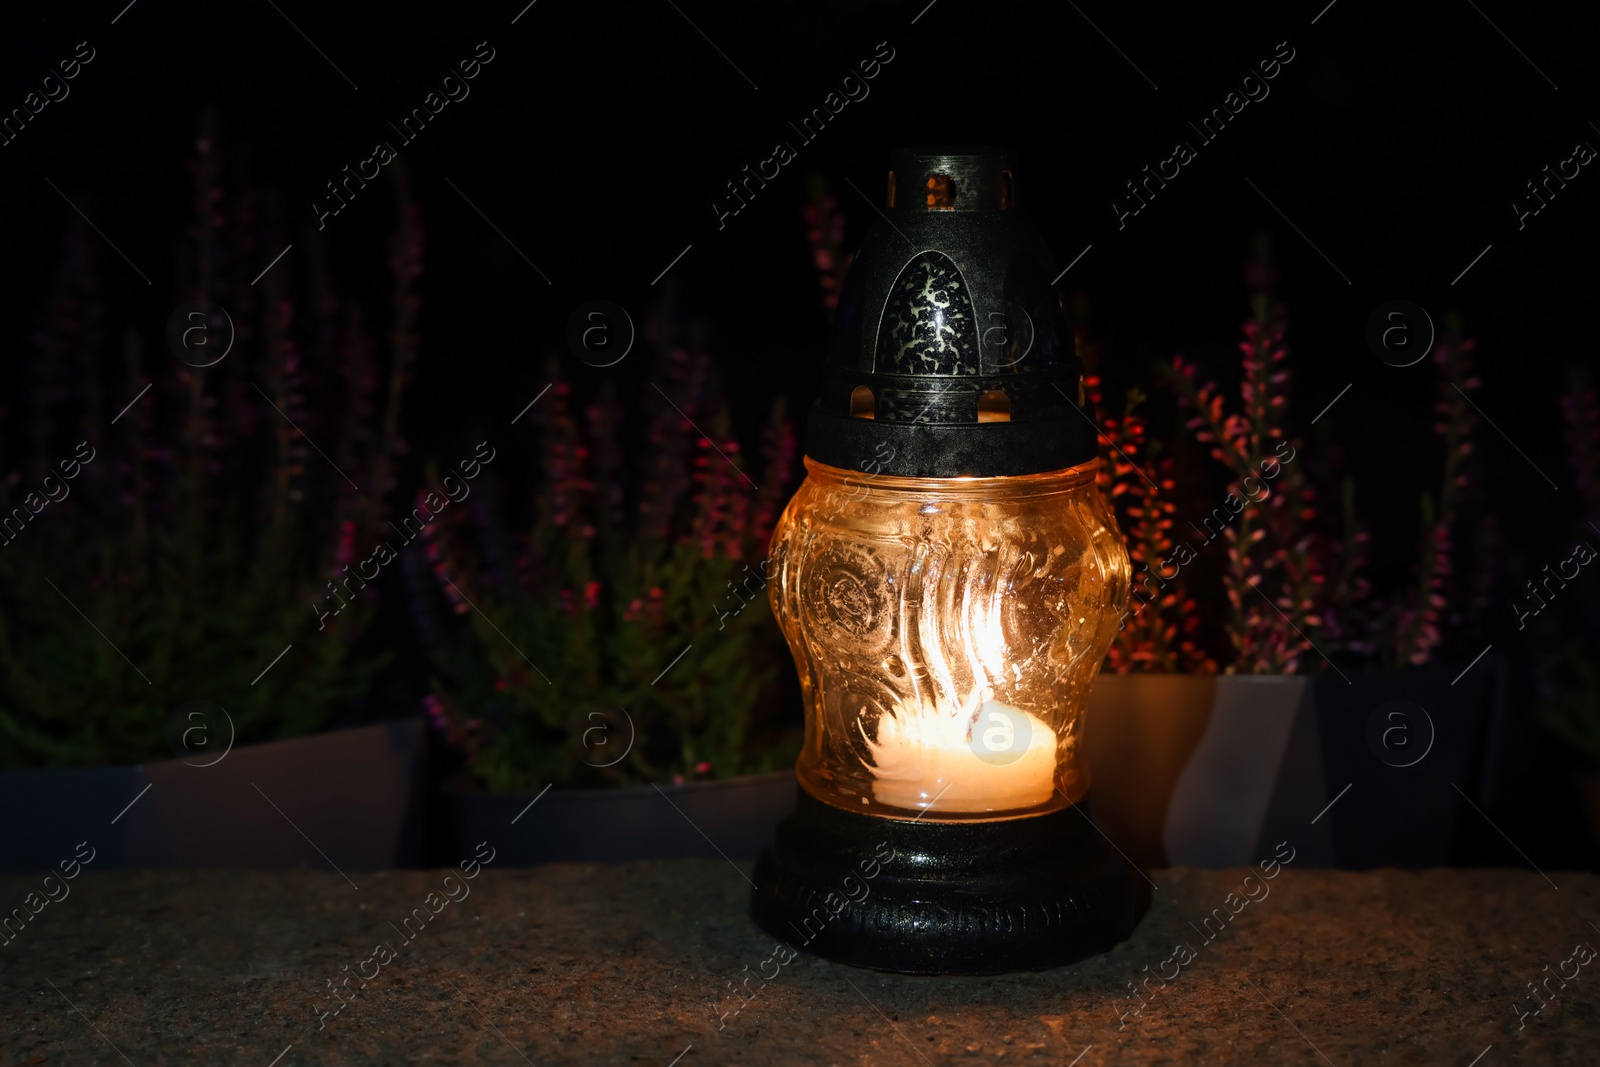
[863,691,1058,813]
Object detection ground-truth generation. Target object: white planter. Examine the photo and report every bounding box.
[1083,674,1334,868]
[1084,665,1505,869]
[1158,675,1333,867]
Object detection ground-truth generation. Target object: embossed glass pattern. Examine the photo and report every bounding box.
[769,458,1129,821]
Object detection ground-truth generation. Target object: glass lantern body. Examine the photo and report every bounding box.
[769,456,1130,821]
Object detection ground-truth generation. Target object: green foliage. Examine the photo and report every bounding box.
[1542,653,1600,769]
[0,124,417,768]
[416,331,800,792]
[0,513,385,766]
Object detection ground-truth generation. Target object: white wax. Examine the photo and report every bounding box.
[864,698,1057,813]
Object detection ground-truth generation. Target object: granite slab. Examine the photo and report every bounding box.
[1,863,1595,1065]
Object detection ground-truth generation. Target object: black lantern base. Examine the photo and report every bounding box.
[750,788,1145,975]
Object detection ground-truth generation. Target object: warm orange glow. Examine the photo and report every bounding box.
[768,458,1130,820]
[924,173,956,210]
[976,389,1011,422]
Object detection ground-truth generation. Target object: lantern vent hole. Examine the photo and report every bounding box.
[849,385,877,419]
[977,389,1011,423]
[925,173,957,210]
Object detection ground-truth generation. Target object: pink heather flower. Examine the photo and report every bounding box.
[334,518,356,569]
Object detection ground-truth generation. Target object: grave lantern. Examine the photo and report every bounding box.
[751,147,1141,973]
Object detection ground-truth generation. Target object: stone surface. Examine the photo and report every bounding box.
[1,862,1596,1065]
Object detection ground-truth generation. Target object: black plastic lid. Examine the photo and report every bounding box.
[805,147,1096,478]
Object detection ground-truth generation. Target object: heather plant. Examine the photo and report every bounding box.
[1539,365,1600,767]
[1318,478,1375,661]
[0,118,418,768]
[802,175,853,320]
[1163,243,1486,674]
[412,306,799,792]
[1563,365,1600,511]
[1310,316,1487,667]
[1165,243,1325,674]
[1074,303,1215,674]
[1368,319,1482,666]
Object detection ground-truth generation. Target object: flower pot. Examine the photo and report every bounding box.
[1161,675,1336,868]
[1085,674,1334,870]
[0,719,426,872]
[1082,673,1217,872]
[1084,661,1507,870]
[0,763,147,872]
[1308,659,1506,868]
[449,769,799,865]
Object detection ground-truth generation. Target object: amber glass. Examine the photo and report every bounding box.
[768,457,1130,822]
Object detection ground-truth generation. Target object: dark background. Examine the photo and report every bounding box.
[1,0,1596,865]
